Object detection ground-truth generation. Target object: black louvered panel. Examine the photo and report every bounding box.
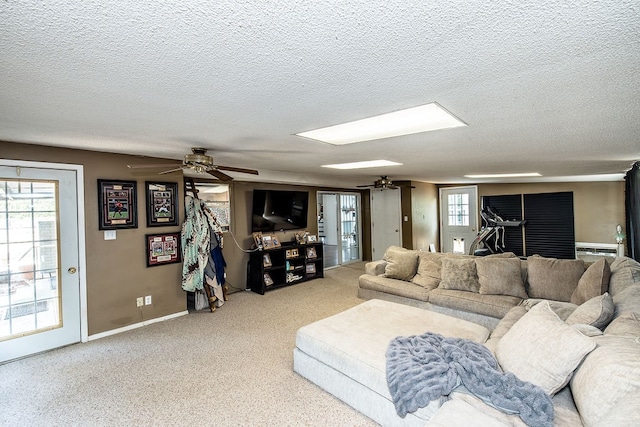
[482,195,524,256]
[524,192,575,259]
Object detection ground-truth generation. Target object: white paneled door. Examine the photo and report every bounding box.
[0,164,82,363]
[440,186,478,255]
[370,189,402,260]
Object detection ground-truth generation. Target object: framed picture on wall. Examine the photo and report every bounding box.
[145,181,178,227]
[98,179,138,230]
[146,232,181,267]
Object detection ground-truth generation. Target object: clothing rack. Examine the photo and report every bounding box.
[184,177,218,312]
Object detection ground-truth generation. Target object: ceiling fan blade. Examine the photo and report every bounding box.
[207,169,234,181]
[127,163,182,169]
[158,167,185,175]
[356,184,375,188]
[216,165,259,175]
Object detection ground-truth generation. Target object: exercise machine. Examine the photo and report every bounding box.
[468,206,526,256]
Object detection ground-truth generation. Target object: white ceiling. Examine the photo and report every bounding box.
[1,1,639,187]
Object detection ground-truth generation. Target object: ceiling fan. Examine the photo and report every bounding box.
[127,147,259,181]
[356,176,415,190]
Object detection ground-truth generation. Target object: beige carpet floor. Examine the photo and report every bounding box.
[0,262,378,426]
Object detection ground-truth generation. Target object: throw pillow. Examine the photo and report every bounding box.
[605,311,640,337]
[383,249,419,281]
[495,301,596,395]
[411,252,445,290]
[438,257,480,292]
[570,259,611,305]
[612,283,640,317]
[526,256,585,302]
[608,256,640,296]
[475,257,527,299]
[565,293,615,330]
[570,335,640,426]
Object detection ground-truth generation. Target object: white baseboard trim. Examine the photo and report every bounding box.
[87,310,189,342]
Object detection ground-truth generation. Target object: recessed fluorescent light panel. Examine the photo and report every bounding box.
[464,173,542,179]
[322,160,402,170]
[297,103,466,145]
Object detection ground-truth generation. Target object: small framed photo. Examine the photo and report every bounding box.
[145,181,178,227]
[146,232,181,267]
[307,235,318,242]
[263,272,274,286]
[306,247,317,259]
[272,235,281,248]
[262,234,274,249]
[286,248,299,259]
[306,264,316,274]
[252,232,264,249]
[263,253,272,268]
[98,179,138,230]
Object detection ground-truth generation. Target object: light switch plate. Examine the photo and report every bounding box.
[104,230,116,240]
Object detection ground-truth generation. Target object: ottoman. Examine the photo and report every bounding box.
[293,299,490,427]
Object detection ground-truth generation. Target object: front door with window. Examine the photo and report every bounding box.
[0,165,81,363]
[440,186,478,254]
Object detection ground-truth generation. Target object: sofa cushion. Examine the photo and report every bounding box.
[570,335,640,426]
[476,257,527,299]
[383,248,418,281]
[570,258,611,305]
[438,257,480,292]
[526,256,585,302]
[608,256,640,297]
[522,298,578,321]
[411,252,446,290]
[605,311,640,337]
[428,288,521,319]
[364,259,386,276]
[358,274,430,302]
[495,301,596,395]
[565,292,614,330]
[612,282,640,317]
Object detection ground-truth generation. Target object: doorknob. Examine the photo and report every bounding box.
[395,229,399,232]
[68,267,77,274]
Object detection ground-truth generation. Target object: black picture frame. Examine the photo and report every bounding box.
[146,232,181,267]
[145,181,178,227]
[98,179,138,230]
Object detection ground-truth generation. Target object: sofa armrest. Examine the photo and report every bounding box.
[365,260,387,276]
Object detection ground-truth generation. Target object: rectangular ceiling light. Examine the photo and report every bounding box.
[297,103,466,145]
[322,160,402,170]
[464,173,542,179]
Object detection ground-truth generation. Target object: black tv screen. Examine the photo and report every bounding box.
[251,189,309,232]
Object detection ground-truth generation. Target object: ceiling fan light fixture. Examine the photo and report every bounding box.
[297,102,467,145]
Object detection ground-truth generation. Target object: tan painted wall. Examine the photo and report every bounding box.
[1,141,185,335]
[2,141,369,335]
[477,182,625,244]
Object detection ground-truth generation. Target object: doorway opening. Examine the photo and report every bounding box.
[317,192,362,269]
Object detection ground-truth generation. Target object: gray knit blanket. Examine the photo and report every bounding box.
[386,332,553,427]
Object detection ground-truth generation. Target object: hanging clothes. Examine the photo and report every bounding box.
[181,195,226,297]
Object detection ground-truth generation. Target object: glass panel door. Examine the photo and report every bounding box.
[340,194,360,263]
[0,180,60,339]
[0,165,81,363]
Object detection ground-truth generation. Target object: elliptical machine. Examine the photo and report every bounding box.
[468,206,526,256]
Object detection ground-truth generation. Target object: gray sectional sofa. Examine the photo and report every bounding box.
[358,247,606,330]
[294,249,640,426]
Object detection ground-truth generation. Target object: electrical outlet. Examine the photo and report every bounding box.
[145,295,152,305]
[136,297,143,307]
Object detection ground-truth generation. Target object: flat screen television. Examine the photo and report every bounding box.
[251,189,309,232]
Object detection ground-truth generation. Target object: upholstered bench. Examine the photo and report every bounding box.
[293,299,490,427]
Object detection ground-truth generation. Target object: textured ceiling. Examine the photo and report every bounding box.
[1,1,639,187]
